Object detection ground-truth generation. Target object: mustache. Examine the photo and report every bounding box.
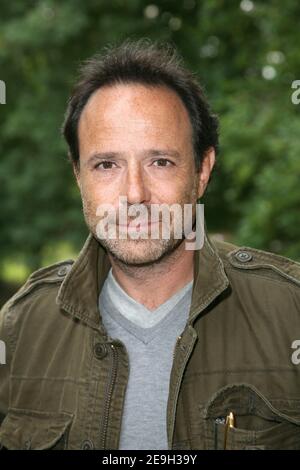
[98,204,165,225]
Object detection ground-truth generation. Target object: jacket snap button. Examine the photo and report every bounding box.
[81,439,94,450]
[24,439,31,450]
[94,343,108,359]
[235,251,253,262]
[57,265,70,277]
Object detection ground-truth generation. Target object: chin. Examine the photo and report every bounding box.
[100,238,179,266]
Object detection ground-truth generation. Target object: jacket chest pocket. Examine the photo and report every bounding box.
[0,408,73,450]
[201,383,300,450]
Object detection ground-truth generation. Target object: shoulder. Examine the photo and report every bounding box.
[0,258,74,320]
[0,259,75,355]
[211,237,300,289]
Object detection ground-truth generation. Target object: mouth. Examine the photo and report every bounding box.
[117,220,160,227]
[116,220,160,232]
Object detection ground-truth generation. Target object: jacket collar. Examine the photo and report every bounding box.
[56,225,230,333]
[189,226,230,323]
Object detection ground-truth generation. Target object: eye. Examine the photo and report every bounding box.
[95,161,117,170]
[152,158,173,167]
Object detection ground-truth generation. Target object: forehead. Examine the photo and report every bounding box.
[78,83,193,145]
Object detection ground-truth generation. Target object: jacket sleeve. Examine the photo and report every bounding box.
[0,300,12,427]
[0,265,67,431]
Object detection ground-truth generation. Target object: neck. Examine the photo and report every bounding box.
[108,241,194,311]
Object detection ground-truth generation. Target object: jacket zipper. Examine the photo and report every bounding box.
[169,334,185,449]
[172,335,182,362]
[100,343,118,449]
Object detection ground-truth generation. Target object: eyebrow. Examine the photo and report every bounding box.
[86,149,181,165]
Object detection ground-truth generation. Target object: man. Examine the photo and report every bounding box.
[0,39,300,451]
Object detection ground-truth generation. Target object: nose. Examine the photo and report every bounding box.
[123,164,151,205]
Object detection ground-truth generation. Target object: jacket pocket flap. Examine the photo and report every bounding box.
[199,383,300,449]
[201,383,300,426]
[0,408,73,450]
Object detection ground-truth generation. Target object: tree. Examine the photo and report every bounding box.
[0,0,299,282]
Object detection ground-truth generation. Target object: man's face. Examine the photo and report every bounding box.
[76,83,214,265]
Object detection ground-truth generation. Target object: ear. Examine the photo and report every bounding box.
[197,147,215,198]
[72,161,81,190]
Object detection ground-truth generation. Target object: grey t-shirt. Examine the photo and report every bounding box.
[99,269,193,450]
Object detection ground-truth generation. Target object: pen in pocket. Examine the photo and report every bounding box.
[224,411,235,450]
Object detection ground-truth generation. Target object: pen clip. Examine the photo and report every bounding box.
[223,411,235,450]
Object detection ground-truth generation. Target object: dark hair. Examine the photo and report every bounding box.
[62,38,219,170]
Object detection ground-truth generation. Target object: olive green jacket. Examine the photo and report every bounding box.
[0,230,300,450]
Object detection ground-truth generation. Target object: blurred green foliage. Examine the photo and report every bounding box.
[0,0,300,288]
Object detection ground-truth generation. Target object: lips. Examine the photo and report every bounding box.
[117,220,160,227]
[116,220,160,233]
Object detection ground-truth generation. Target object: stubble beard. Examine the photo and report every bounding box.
[81,185,198,268]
